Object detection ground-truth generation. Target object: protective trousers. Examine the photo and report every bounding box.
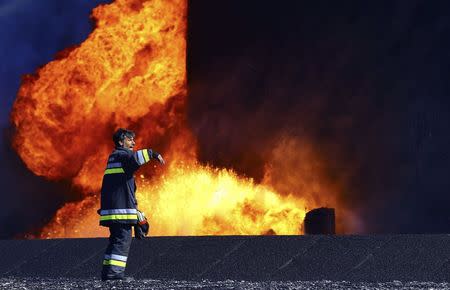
[101,224,132,280]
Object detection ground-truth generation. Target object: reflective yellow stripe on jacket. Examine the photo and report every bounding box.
[104,168,125,175]
[99,214,138,221]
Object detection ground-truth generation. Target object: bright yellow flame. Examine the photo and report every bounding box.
[138,160,308,236]
[40,159,309,238]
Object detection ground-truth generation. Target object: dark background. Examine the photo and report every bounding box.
[1,0,449,237]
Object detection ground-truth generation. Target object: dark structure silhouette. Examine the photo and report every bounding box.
[304,207,336,235]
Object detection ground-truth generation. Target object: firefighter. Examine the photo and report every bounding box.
[99,128,164,281]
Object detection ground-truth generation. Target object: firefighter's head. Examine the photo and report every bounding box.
[113,128,135,151]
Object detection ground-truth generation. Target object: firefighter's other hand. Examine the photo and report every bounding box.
[157,154,165,165]
[134,225,146,239]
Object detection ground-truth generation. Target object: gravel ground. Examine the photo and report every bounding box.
[0,278,449,290]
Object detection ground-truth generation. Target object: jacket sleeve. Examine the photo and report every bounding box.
[134,149,160,166]
[119,149,159,173]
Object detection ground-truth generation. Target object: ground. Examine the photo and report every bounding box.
[0,278,449,290]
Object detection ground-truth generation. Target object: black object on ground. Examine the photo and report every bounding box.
[304,207,336,235]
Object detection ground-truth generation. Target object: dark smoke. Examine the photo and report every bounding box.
[0,127,78,238]
[187,0,450,233]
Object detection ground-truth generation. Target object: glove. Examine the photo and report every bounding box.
[157,154,165,165]
[134,224,146,239]
[134,210,149,239]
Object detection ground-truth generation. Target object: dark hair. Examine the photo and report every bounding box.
[113,128,135,147]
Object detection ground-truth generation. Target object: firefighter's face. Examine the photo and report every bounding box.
[120,136,135,151]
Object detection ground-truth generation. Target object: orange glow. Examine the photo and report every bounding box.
[12,0,348,238]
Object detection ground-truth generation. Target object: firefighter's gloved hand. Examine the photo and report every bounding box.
[139,219,149,235]
[157,154,165,165]
[134,224,146,239]
[134,210,149,239]
[134,221,150,239]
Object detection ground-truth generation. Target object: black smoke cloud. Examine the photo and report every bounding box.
[0,0,111,238]
[0,128,74,238]
[187,0,450,233]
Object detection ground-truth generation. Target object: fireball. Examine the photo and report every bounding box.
[11,0,345,238]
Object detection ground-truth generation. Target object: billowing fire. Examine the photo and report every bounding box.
[11,0,345,238]
[40,159,314,238]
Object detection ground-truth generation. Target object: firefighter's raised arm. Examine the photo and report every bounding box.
[133,149,164,166]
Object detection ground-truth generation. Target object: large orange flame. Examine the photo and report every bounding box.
[11,0,349,238]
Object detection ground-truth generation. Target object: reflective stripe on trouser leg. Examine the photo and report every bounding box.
[101,224,132,279]
[103,253,127,267]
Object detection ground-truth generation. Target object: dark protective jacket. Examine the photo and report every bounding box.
[99,147,159,227]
